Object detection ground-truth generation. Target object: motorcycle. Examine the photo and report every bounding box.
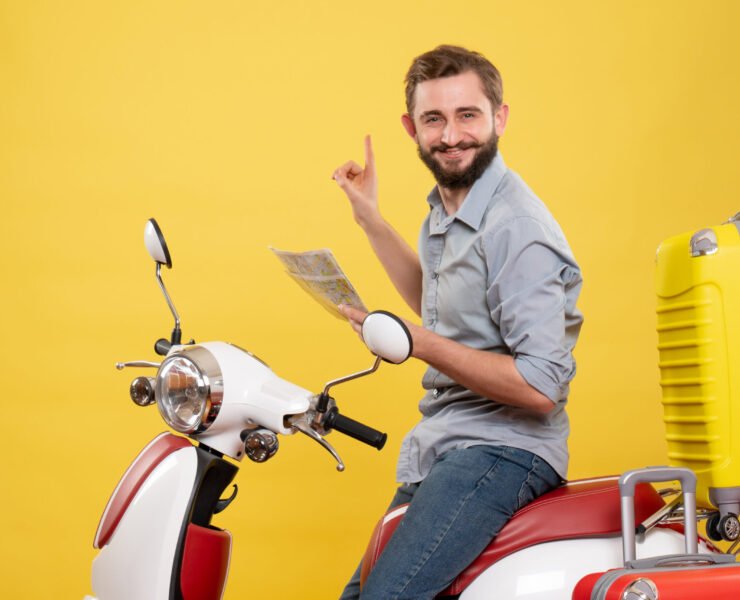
[86,217,738,600]
[84,218,413,600]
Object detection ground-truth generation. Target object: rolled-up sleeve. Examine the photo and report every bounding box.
[483,216,583,404]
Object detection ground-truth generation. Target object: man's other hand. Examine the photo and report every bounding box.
[338,304,367,336]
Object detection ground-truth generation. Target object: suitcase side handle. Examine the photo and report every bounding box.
[619,466,698,564]
[627,552,736,570]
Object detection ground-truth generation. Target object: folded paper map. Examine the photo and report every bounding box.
[270,247,367,319]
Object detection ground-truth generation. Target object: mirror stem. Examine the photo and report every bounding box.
[317,355,382,412]
[155,263,182,345]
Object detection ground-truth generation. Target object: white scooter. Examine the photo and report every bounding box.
[85,219,414,600]
[86,219,722,600]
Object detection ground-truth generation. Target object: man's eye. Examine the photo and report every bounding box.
[462,112,476,119]
[425,116,441,124]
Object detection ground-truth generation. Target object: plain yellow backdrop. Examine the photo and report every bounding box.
[1,1,738,597]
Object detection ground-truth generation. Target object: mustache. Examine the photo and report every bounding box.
[430,141,481,153]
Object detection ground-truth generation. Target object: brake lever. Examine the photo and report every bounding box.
[290,418,345,472]
[115,361,161,370]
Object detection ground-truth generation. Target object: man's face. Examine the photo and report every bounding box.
[404,71,507,190]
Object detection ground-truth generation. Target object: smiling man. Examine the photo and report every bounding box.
[333,45,583,599]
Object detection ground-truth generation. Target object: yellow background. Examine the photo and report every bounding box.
[1,1,738,597]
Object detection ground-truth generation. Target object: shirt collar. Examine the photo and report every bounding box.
[426,153,508,232]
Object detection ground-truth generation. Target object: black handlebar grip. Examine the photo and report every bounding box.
[325,409,387,450]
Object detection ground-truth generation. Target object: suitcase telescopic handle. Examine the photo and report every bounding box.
[619,466,698,564]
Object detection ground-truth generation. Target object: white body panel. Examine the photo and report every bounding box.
[459,529,712,599]
[90,447,198,600]
[192,342,312,458]
[93,433,171,548]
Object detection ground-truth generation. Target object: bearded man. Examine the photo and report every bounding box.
[332,45,583,600]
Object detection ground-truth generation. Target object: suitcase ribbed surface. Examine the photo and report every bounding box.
[655,219,740,507]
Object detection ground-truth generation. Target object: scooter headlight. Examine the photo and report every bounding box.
[155,346,223,434]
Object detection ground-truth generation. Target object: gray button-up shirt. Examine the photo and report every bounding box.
[397,154,583,482]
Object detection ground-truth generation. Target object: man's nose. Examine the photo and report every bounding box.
[441,121,463,147]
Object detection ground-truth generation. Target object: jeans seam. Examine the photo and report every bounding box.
[391,447,509,598]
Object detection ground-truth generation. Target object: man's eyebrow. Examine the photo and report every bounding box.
[419,109,444,119]
[456,106,483,113]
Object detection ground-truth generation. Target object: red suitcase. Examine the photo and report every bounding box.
[573,467,740,600]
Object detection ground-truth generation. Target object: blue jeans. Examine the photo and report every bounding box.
[339,445,561,600]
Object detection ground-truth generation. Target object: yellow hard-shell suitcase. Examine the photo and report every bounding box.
[655,214,740,530]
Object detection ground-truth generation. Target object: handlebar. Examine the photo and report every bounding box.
[324,407,387,450]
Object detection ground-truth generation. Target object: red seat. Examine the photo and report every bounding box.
[360,476,666,596]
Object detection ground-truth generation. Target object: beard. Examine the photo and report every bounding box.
[417,133,499,190]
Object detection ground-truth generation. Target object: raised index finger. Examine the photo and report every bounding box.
[364,134,375,176]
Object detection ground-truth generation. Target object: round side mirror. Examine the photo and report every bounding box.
[361,311,413,364]
[144,218,172,268]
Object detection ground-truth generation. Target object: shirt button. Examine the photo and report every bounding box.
[431,272,439,279]
[433,389,440,398]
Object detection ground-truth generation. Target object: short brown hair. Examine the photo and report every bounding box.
[404,45,503,116]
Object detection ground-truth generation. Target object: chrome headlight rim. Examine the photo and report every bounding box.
[155,345,224,434]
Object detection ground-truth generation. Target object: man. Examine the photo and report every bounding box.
[332,45,583,599]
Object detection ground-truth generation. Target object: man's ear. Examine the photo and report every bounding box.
[494,103,510,137]
[401,113,417,140]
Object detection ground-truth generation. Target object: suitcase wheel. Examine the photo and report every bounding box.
[706,512,740,542]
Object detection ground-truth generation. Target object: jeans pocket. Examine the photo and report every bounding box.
[517,455,560,507]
